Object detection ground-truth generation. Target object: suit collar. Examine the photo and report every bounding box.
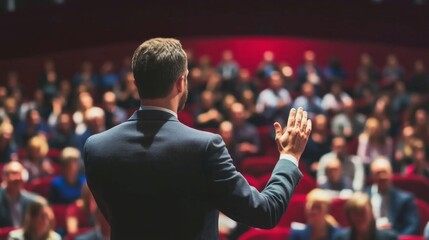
[128,109,178,122]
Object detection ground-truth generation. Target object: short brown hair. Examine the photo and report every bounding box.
[132,38,187,99]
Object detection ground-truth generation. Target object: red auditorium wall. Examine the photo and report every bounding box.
[1,37,429,98]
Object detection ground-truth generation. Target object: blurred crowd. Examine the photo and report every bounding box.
[1,48,429,239]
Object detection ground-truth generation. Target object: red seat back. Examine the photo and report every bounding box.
[278,195,307,228]
[25,176,54,199]
[52,204,69,230]
[239,227,291,240]
[0,227,19,240]
[393,175,429,204]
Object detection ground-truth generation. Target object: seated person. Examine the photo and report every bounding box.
[8,200,61,240]
[334,192,398,240]
[50,147,86,204]
[319,158,353,197]
[66,184,97,235]
[403,138,429,178]
[0,161,47,227]
[194,90,223,129]
[75,208,110,240]
[365,157,419,236]
[318,137,365,191]
[290,189,342,240]
[21,135,55,182]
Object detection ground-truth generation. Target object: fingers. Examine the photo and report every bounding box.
[294,107,303,129]
[300,110,308,132]
[287,108,296,129]
[305,119,312,136]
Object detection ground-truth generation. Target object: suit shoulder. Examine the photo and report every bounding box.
[21,190,48,204]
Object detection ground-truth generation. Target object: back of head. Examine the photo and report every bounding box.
[132,38,187,99]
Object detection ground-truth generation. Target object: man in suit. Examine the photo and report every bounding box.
[84,38,312,240]
[366,156,420,235]
[0,161,46,227]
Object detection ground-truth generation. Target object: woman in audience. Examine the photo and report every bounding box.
[7,200,61,240]
[50,147,86,204]
[357,117,393,170]
[394,126,416,172]
[73,91,94,135]
[290,188,341,240]
[403,138,429,178]
[410,108,429,143]
[65,184,97,235]
[0,120,17,163]
[334,192,397,240]
[21,135,55,182]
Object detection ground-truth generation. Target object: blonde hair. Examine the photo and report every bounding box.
[305,189,339,227]
[60,147,81,166]
[345,192,374,223]
[28,135,49,156]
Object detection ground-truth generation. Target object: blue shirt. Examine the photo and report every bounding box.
[50,174,86,204]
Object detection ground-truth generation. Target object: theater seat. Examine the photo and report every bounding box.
[414,199,429,235]
[399,236,424,240]
[392,175,429,204]
[52,204,70,230]
[329,198,348,227]
[277,195,307,228]
[238,227,291,240]
[294,174,316,195]
[241,156,277,177]
[25,176,54,199]
[256,126,277,157]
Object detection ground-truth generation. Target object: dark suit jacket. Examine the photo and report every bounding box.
[366,186,420,235]
[84,110,302,240]
[0,188,45,227]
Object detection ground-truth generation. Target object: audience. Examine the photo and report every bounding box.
[1,47,429,238]
[290,188,341,240]
[366,156,419,235]
[0,161,47,228]
[334,192,398,240]
[8,200,61,240]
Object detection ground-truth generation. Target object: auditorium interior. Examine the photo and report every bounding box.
[1,0,429,239]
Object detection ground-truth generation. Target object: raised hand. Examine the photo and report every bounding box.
[273,107,312,161]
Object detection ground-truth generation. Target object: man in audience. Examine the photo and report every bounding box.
[0,120,17,163]
[317,137,364,191]
[0,161,46,227]
[230,102,260,166]
[366,156,419,236]
[331,100,366,139]
[14,109,49,148]
[76,107,105,153]
[256,71,292,124]
[194,90,223,129]
[293,82,324,118]
[319,158,353,197]
[48,113,77,149]
[296,50,324,94]
[102,91,127,129]
[217,50,239,92]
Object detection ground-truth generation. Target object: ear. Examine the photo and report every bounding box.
[176,75,185,94]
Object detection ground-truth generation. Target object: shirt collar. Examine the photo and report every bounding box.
[139,106,178,118]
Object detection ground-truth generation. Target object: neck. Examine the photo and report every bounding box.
[140,98,178,114]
